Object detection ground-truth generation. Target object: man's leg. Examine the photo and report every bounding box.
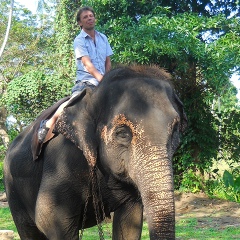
[38,81,96,143]
[38,100,69,143]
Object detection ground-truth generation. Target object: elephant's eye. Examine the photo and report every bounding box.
[115,126,132,144]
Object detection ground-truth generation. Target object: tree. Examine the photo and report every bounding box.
[53,0,80,79]
[85,0,240,24]
[84,0,240,175]
[5,71,72,125]
[0,0,66,130]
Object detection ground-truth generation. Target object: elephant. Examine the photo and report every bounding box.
[4,65,187,240]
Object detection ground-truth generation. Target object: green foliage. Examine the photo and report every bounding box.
[6,128,19,143]
[54,0,81,78]
[205,179,227,200]
[0,0,54,84]
[66,0,240,180]
[0,145,6,162]
[204,166,240,203]
[83,0,239,21]
[0,0,59,137]
[177,169,204,193]
[4,70,72,125]
[223,169,240,202]
[176,164,240,203]
[216,108,240,163]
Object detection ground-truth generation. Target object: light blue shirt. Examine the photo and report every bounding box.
[73,29,113,86]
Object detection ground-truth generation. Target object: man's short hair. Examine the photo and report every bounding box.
[76,6,95,22]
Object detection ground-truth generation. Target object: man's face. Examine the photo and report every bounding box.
[79,10,96,31]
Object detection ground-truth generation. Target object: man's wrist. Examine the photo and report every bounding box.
[97,74,103,82]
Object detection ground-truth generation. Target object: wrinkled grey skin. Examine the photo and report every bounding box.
[4,66,187,240]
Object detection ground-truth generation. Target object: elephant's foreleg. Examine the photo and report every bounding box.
[35,190,81,240]
[112,200,143,240]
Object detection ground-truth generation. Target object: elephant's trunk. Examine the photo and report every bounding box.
[136,157,175,240]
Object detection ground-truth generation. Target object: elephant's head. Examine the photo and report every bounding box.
[56,65,187,239]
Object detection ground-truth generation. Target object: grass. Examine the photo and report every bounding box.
[176,218,240,240]
[0,208,16,230]
[1,207,240,240]
[0,208,19,240]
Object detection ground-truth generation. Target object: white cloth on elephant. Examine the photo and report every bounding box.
[74,29,113,86]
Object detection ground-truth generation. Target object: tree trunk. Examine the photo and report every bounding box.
[0,0,14,150]
[0,0,14,58]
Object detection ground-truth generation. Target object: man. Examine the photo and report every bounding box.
[38,6,113,144]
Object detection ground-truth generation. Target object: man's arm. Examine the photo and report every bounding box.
[81,56,103,82]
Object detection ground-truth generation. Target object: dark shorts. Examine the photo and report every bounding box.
[71,81,96,96]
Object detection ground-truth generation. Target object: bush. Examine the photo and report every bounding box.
[205,179,227,200]
[178,169,204,193]
[222,169,240,202]
[205,167,240,203]
[0,145,6,162]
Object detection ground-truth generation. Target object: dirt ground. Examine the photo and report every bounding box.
[1,191,240,230]
[175,192,240,229]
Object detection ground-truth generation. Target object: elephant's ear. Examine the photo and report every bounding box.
[173,92,188,133]
[55,89,98,167]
